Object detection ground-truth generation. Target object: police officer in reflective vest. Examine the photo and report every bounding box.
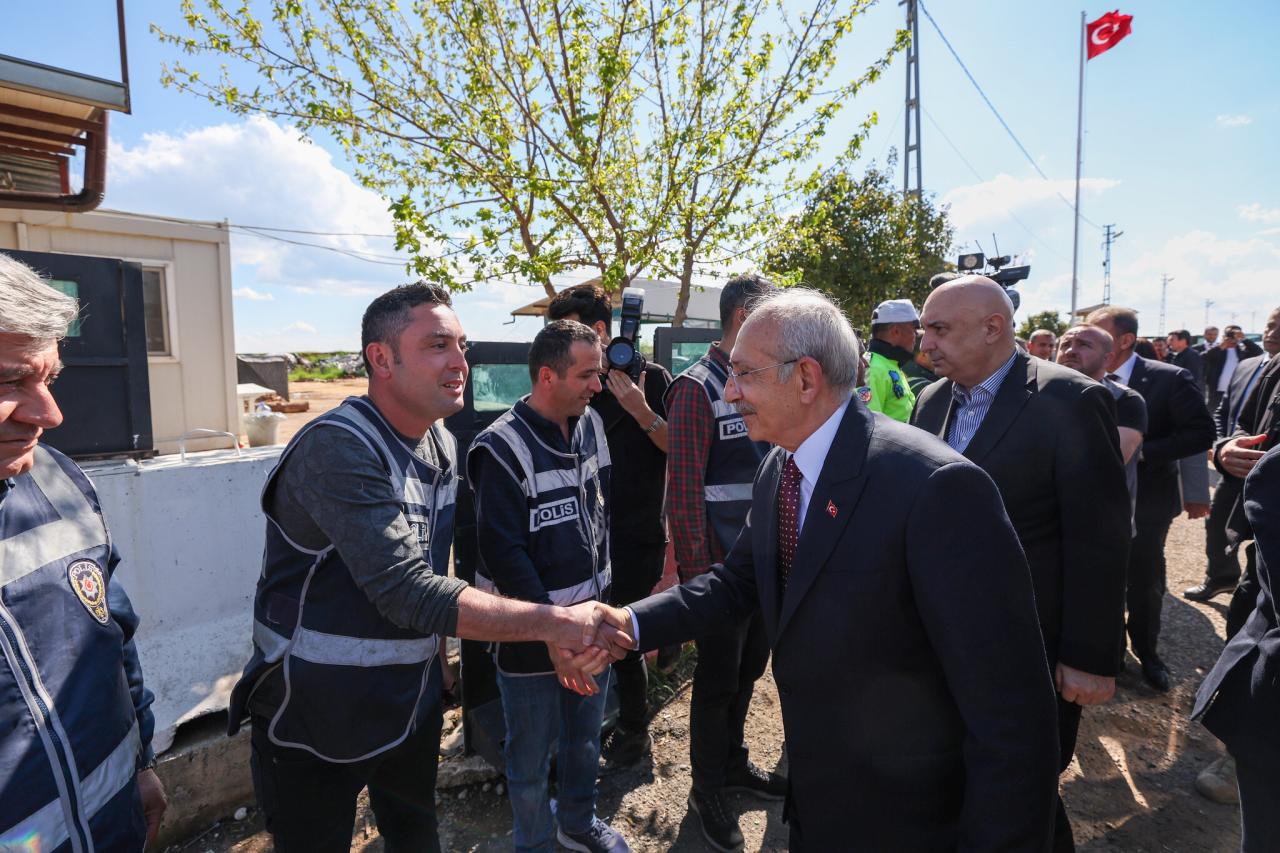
[865,298,920,423]
[664,274,787,853]
[229,285,620,853]
[0,254,167,852]
[469,320,631,853]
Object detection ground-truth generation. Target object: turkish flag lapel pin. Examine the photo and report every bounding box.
[826,500,838,518]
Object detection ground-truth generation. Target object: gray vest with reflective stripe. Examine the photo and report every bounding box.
[668,356,769,554]
[1,447,143,853]
[234,397,457,763]
[468,400,611,674]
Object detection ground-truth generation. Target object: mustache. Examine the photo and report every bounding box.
[734,403,757,416]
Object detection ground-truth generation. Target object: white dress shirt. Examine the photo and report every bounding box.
[788,399,850,533]
[1111,351,1139,386]
[1217,346,1238,394]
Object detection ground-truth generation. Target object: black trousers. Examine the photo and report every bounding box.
[1235,748,1280,853]
[1226,542,1260,639]
[249,708,444,853]
[1204,478,1243,586]
[1127,505,1176,663]
[609,542,666,731]
[1053,697,1083,853]
[689,607,771,793]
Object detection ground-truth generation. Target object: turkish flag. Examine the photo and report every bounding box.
[1087,10,1133,60]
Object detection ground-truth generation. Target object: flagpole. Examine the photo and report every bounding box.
[1070,11,1085,319]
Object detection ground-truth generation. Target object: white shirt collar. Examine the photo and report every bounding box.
[1112,351,1139,385]
[791,398,849,490]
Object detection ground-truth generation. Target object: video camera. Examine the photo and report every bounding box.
[605,288,647,381]
[955,251,1031,310]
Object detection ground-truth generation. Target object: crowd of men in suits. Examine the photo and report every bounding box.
[5,245,1279,853]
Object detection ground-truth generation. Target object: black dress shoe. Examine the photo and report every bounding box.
[1183,580,1237,602]
[722,761,787,801]
[688,790,744,853]
[1141,659,1172,692]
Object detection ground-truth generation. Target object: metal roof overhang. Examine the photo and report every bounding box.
[0,3,130,212]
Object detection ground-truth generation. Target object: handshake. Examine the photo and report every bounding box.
[544,602,638,696]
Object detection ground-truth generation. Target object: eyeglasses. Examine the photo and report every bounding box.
[727,359,799,388]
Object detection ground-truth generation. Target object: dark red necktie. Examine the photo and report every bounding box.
[777,456,802,591]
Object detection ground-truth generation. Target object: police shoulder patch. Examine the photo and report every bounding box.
[68,559,110,624]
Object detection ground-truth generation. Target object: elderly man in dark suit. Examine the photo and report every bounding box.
[911,276,1131,853]
[1193,444,1280,851]
[590,288,1059,852]
[1086,307,1216,691]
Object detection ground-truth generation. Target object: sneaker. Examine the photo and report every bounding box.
[688,790,744,853]
[723,761,787,801]
[599,726,653,776]
[1194,755,1239,804]
[557,817,632,853]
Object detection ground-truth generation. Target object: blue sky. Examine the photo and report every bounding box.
[5,0,1277,350]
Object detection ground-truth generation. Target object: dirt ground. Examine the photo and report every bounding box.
[273,378,371,445]
[186,379,1244,851]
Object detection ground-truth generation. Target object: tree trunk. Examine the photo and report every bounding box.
[673,248,695,328]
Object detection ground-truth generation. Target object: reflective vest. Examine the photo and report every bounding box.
[230,397,458,763]
[866,349,917,423]
[1,446,146,853]
[468,398,611,674]
[667,354,770,554]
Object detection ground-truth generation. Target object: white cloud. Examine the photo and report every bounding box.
[1216,114,1253,128]
[232,286,274,301]
[1238,203,1280,225]
[941,173,1120,232]
[282,321,318,334]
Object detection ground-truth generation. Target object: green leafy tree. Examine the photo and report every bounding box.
[1017,310,1069,340]
[763,157,953,330]
[155,1,904,303]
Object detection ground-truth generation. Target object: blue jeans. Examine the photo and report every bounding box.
[496,668,610,853]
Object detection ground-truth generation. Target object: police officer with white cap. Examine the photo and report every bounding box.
[0,253,167,851]
[866,299,921,422]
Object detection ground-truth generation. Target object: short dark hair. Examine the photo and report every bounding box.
[547,284,612,332]
[1086,305,1139,338]
[528,319,599,383]
[720,273,776,330]
[1224,324,1243,336]
[1204,326,1219,334]
[1169,329,1192,343]
[1134,337,1157,359]
[361,281,454,373]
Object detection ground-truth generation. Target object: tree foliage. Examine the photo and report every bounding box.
[763,157,953,330]
[1017,310,1070,340]
[155,1,905,304]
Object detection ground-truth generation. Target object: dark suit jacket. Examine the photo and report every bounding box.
[1205,342,1263,396]
[1172,346,1205,389]
[1194,445,1280,759]
[1214,355,1280,543]
[1125,356,1217,521]
[631,403,1058,852]
[912,354,1132,675]
[1214,354,1269,438]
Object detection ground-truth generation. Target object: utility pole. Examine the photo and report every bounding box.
[1101,223,1123,305]
[1159,274,1173,336]
[900,0,923,199]
[1204,298,1215,328]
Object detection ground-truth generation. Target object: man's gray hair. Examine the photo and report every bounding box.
[0,253,79,341]
[743,288,862,397]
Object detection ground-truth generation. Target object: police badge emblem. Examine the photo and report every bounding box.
[68,560,110,624]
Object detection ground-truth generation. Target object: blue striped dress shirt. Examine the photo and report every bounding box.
[946,350,1019,452]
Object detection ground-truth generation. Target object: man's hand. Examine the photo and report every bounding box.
[552,601,635,660]
[1184,502,1211,519]
[605,369,651,421]
[137,767,167,847]
[547,642,603,695]
[1220,433,1269,479]
[1055,663,1115,706]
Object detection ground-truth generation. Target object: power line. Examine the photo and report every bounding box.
[917,1,1102,232]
